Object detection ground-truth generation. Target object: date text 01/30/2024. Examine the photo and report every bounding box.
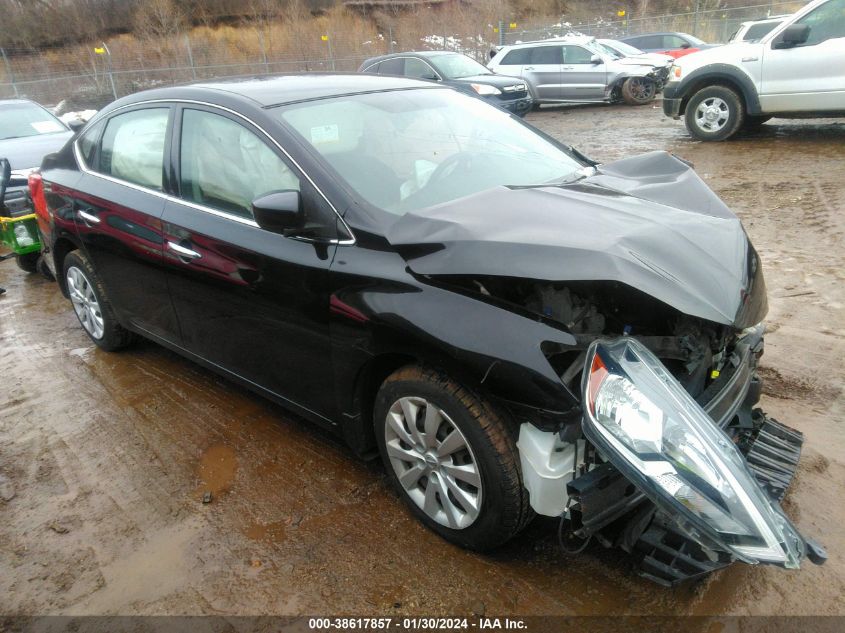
[307,617,528,630]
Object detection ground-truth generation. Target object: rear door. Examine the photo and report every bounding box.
[560,45,607,100]
[161,104,341,420]
[524,45,563,100]
[69,105,179,342]
[760,0,845,112]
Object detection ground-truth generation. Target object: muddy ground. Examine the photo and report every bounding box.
[1,102,843,618]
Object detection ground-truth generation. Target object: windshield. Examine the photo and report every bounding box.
[0,101,67,140]
[681,33,707,46]
[603,40,645,56]
[596,43,624,59]
[743,21,781,40]
[429,53,492,79]
[275,89,583,216]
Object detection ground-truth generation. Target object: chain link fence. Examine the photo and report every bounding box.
[0,1,809,109]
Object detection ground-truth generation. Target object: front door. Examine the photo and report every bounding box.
[162,105,340,421]
[560,45,607,100]
[760,0,845,112]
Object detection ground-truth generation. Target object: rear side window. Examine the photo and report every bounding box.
[379,58,404,75]
[77,120,104,168]
[744,22,780,40]
[562,45,595,64]
[501,48,530,65]
[362,62,380,73]
[529,46,563,64]
[98,108,169,191]
[178,109,300,220]
[663,35,690,49]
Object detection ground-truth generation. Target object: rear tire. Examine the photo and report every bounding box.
[62,250,134,351]
[684,85,745,141]
[15,252,39,273]
[374,365,532,551]
[621,77,656,105]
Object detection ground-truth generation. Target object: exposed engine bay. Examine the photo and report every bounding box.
[439,275,824,585]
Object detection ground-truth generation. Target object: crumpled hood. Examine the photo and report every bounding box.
[386,151,766,328]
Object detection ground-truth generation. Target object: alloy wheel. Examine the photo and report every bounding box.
[384,396,482,529]
[67,266,105,340]
[695,96,730,132]
[628,77,655,102]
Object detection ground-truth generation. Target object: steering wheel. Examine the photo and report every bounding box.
[427,152,475,187]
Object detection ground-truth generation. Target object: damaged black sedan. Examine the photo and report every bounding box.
[34,75,825,586]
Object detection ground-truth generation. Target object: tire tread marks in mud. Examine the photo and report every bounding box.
[376,365,533,550]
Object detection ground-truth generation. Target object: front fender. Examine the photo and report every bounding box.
[330,276,581,433]
[665,64,762,115]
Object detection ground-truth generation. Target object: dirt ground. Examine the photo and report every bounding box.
[1,102,843,618]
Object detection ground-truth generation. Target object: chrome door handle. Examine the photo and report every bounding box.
[77,209,100,224]
[167,241,202,260]
[524,66,534,70]
[562,66,575,70]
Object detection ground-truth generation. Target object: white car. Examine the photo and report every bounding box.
[663,0,845,140]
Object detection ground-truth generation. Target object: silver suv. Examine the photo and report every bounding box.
[488,35,672,106]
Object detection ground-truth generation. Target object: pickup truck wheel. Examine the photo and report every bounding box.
[685,85,745,141]
[374,365,532,551]
[621,77,656,105]
[63,250,134,351]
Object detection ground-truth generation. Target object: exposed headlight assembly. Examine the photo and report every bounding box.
[470,83,502,96]
[582,337,804,567]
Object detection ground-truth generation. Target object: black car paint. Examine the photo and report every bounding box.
[358,53,532,115]
[39,76,761,460]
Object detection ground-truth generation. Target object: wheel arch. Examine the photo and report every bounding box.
[676,65,762,116]
[52,235,81,298]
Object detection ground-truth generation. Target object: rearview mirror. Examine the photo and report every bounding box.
[773,23,810,49]
[252,190,304,236]
[590,54,602,64]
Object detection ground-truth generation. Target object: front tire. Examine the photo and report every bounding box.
[684,85,745,141]
[374,366,532,551]
[621,77,656,105]
[63,250,134,351]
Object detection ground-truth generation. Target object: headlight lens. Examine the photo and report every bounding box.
[470,83,502,96]
[583,338,803,566]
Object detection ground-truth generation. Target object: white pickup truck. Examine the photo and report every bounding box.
[663,0,845,140]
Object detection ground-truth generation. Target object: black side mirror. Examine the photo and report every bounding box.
[680,42,691,49]
[67,119,86,133]
[590,54,602,64]
[422,73,440,81]
[252,190,304,236]
[773,23,810,49]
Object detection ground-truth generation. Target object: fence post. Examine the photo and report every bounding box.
[101,42,117,100]
[1,48,19,98]
[184,34,197,80]
[388,26,394,53]
[498,20,505,46]
[693,0,701,37]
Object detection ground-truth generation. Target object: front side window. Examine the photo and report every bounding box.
[404,57,438,80]
[530,45,563,65]
[633,35,662,49]
[744,22,780,41]
[796,0,845,45]
[179,109,299,220]
[429,53,491,79]
[563,45,596,64]
[276,89,584,217]
[663,35,690,49]
[98,108,169,190]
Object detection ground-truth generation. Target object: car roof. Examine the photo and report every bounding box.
[0,98,39,106]
[503,35,595,49]
[111,73,440,109]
